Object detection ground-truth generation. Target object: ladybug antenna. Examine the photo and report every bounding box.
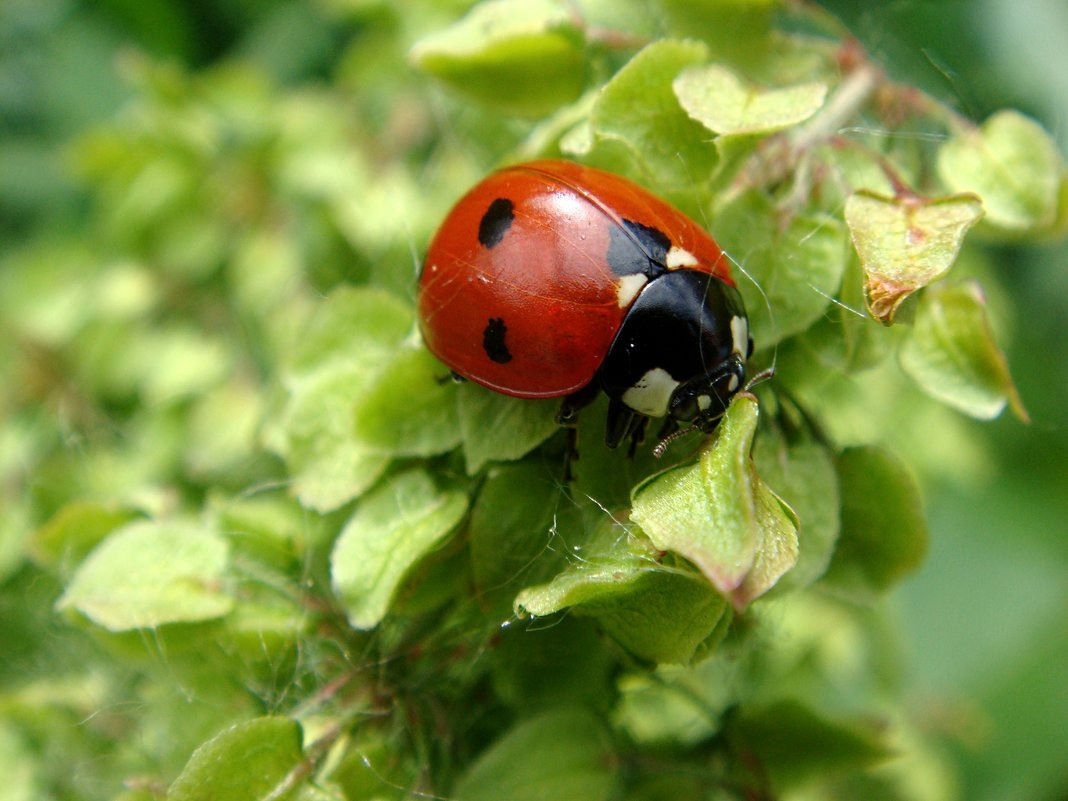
[653,423,705,459]
[744,366,775,393]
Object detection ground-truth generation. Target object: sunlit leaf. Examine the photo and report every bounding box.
[938,110,1063,235]
[675,64,826,135]
[58,521,232,631]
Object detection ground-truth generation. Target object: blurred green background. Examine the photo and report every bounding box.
[1,1,1065,799]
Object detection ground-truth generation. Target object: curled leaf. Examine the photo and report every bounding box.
[630,395,798,608]
[845,190,983,324]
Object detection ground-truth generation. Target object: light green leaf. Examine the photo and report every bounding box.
[279,366,390,513]
[845,190,983,323]
[590,39,716,187]
[352,346,463,457]
[331,469,467,629]
[675,64,826,135]
[822,446,927,600]
[138,326,231,405]
[899,282,1027,420]
[454,709,616,801]
[630,395,798,608]
[458,383,560,474]
[287,286,413,380]
[168,717,305,801]
[716,191,848,348]
[58,520,232,631]
[515,523,728,664]
[938,110,1063,234]
[410,0,586,117]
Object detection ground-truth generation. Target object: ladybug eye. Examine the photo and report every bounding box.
[668,356,746,426]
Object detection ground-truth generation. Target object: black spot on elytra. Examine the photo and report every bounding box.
[483,317,512,363]
[478,198,515,248]
[606,218,672,278]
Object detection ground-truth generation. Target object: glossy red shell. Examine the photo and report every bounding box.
[418,160,732,398]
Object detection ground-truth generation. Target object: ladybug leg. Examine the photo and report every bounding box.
[626,416,649,459]
[556,380,600,426]
[605,397,638,450]
[435,371,467,386]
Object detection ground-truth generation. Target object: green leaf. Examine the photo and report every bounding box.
[729,700,889,791]
[674,64,826,136]
[287,286,413,380]
[845,190,983,323]
[938,110,1064,235]
[752,430,840,592]
[278,366,391,513]
[660,0,776,68]
[615,657,737,747]
[58,520,232,631]
[410,0,586,117]
[29,501,141,575]
[137,326,231,405]
[822,446,927,600]
[352,346,463,457]
[331,469,468,629]
[515,522,728,664]
[491,617,617,714]
[458,383,560,474]
[468,462,570,610]
[716,191,848,349]
[630,395,798,608]
[454,709,616,801]
[899,282,1027,421]
[168,717,305,801]
[589,39,716,187]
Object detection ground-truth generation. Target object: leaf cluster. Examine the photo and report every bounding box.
[0,1,1063,800]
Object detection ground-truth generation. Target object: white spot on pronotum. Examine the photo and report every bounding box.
[615,273,649,307]
[666,246,699,268]
[728,374,740,392]
[730,316,748,359]
[622,368,679,417]
[697,394,712,411]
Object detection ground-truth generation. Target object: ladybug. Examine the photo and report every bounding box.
[418,160,752,451]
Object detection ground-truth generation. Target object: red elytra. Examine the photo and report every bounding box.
[418,160,734,398]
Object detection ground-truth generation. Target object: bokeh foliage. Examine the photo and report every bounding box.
[1,1,1066,800]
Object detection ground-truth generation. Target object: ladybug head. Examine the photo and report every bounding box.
[665,351,748,430]
[599,269,752,448]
